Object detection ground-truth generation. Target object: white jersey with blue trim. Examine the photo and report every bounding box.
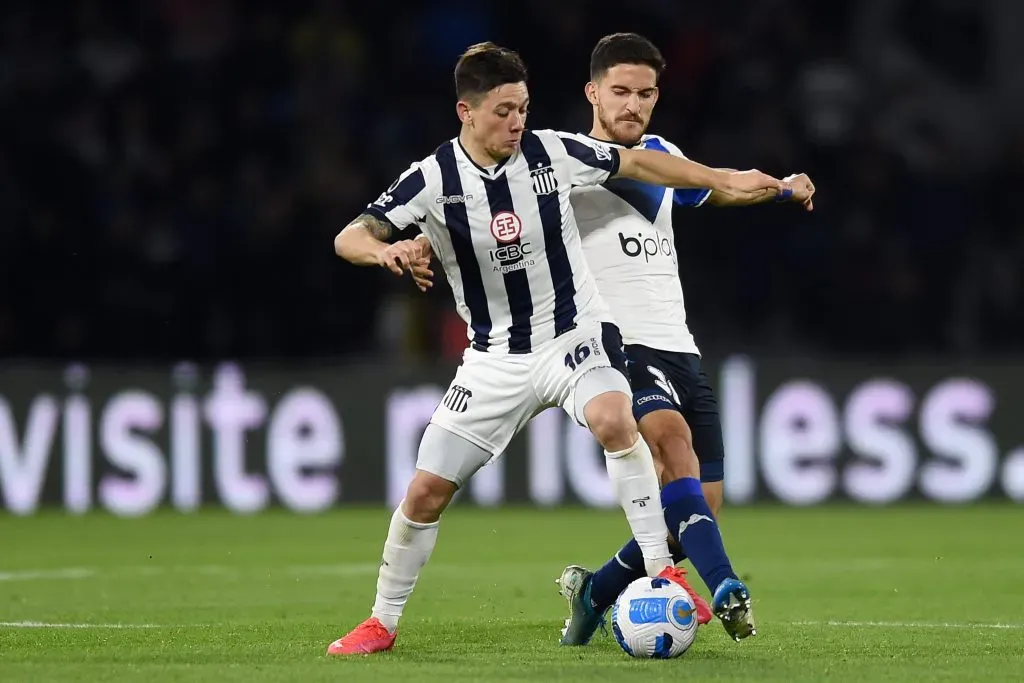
[364,129,618,354]
[571,134,711,355]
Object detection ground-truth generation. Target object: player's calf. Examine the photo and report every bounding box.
[640,409,700,484]
[636,409,750,639]
[325,500,441,656]
[577,378,672,576]
[326,426,486,655]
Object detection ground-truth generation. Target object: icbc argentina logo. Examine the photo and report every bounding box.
[489,211,522,244]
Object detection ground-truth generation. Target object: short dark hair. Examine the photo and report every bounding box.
[454,42,528,103]
[590,33,666,81]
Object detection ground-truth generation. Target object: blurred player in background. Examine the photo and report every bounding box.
[327,41,786,655]
[555,33,815,645]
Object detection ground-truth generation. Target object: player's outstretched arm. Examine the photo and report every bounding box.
[334,213,430,278]
[708,171,815,210]
[616,148,786,204]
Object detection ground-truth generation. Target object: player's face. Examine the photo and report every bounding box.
[461,82,529,161]
[589,64,659,145]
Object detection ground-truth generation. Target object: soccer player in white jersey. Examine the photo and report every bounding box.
[556,33,815,645]
[326,42,786,656]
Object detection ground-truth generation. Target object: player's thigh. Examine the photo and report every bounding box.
[625,345,702,475]
[428,349,536,461]
[532,321,632,429]
[414,423,494,492]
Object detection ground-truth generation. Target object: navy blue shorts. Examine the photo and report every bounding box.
[625,345,725,483]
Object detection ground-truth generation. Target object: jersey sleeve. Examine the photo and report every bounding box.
[364,160,434,231]
[673,186,712,207]
[652,137,712,207]
[547,131,621,187]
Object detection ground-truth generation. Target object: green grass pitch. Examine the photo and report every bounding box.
[2,504,1022,682]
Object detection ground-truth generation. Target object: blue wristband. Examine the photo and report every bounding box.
[775,188,793,202]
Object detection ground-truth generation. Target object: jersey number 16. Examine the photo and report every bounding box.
[563,343,591,371]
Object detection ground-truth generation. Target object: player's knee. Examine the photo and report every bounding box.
[403,471,457,524]
[586,393,638,452]
[650,429,700,482]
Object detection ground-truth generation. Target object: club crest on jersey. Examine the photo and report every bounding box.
[530,165,558,195]
[490,210,523,244]
[442,384,472,413]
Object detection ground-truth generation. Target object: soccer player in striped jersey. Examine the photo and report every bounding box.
[326,41,787,656]
[555,33,815,645]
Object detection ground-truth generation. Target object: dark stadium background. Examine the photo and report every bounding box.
[3,0,1022,363]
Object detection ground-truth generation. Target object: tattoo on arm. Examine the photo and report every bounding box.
[351,213,392,241]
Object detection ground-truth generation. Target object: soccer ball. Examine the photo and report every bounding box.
[611,576,700,658]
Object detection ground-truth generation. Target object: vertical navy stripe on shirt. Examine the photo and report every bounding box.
[435,142,491,349]
[521,131,577,336]
[482,173,533,353]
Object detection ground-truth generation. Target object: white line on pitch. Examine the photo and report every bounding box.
[0,621,167,629]
[284,563,389,576]
[791,620,1023,630]
[0,563,439,582]
[0,568,96,582]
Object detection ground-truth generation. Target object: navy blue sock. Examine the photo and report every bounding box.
[588,540,687,614]
[661,477,736,593]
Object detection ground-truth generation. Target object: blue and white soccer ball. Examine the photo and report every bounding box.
[611,576,700,658]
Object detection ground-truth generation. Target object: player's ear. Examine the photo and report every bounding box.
[585,81,599,106]
[456,100,472,126]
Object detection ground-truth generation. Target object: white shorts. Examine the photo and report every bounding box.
[428,320,630,457]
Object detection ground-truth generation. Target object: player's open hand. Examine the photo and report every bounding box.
[378,239,426,278]
[784,173,815,211]
[722,169,785,203]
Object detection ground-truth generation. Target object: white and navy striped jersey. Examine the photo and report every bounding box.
[364,129,619,354]
[571,134,711,355]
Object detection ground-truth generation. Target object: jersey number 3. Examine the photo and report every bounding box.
[648,366,681,405]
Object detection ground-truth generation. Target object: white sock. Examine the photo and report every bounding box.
[370,502,440,632]
[605,437,672,576]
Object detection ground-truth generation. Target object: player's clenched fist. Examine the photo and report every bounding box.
[783,173,815,211]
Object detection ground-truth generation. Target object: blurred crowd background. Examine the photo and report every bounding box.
[2,0,1022,362]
